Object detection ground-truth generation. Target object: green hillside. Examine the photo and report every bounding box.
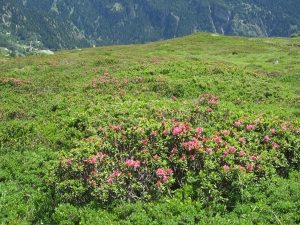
[1,33,300,224]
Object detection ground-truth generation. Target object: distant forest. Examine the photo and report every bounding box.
[1,0,300,51]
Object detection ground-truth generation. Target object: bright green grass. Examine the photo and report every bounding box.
[1,32,300,224]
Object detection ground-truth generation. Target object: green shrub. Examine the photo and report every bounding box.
[47,95,300,207]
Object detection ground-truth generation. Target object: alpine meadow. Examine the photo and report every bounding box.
[1,32,300,224]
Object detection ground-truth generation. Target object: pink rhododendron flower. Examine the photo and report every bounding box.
[223,150,229,156]
[163,130,169,135]
[238,137,246,143]
[281,125,286,131]
[141,139,148,144]
[206,108,213,112]
[91,158,97,164]
[113,125,121,130]
[234,120,244,126]
[156,180,162,186]
[237,164,246,172]
[108,177,113,185]
[156,168,166,176]
[167,168,173,174]
[181,142,188,147]
[223,165,230,171]
[264,135,270,142]
[112,171,121,177]
[239,151,246,156]
[246,124,255,130]
[247,163,254,171]
[270,129,276,134]
[151,131,156,136]
[206,148,212,154]
[133,160,140,168]
[173,127,183,135]
[229,146,236,153]
[163,176,169,181]
[153,155,159,160]
[223,130,230,135]
[126,159,134,167]
[196,127,204,133]
[214,136,222,143]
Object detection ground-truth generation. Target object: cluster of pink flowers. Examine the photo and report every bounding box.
[223,165,230,171]
[234,120,244,126]
[156,168,173,183]
[209,99,219,105]
[195,127,204,133]
[125,159,141,168]
[264,135,270,143]
[172,126,185,135]
[113,125,121,131]
[163,129,169,135]
[182,137,201,151]
[111,171,122,177]
[223,130,230,135]
[238,137,246,143]
[213,136,222,144]
[96,152,108,161]
[1,77,23,84]
[239,151,246,156]
[246,124,255,130]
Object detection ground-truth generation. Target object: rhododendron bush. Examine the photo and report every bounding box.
[47,94,300,206]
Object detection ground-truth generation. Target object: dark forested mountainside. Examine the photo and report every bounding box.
[1,0,300,51]
[0,0,88,53]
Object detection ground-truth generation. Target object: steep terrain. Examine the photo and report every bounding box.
[0,0,88,52]
[1,0,300,51]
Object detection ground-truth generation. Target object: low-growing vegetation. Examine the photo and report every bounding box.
[1,32,300,224]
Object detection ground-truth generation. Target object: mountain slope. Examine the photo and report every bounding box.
[1,0,300,50]
[0,0,89,51]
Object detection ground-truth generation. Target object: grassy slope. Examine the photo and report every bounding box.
[0,33,300,224]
